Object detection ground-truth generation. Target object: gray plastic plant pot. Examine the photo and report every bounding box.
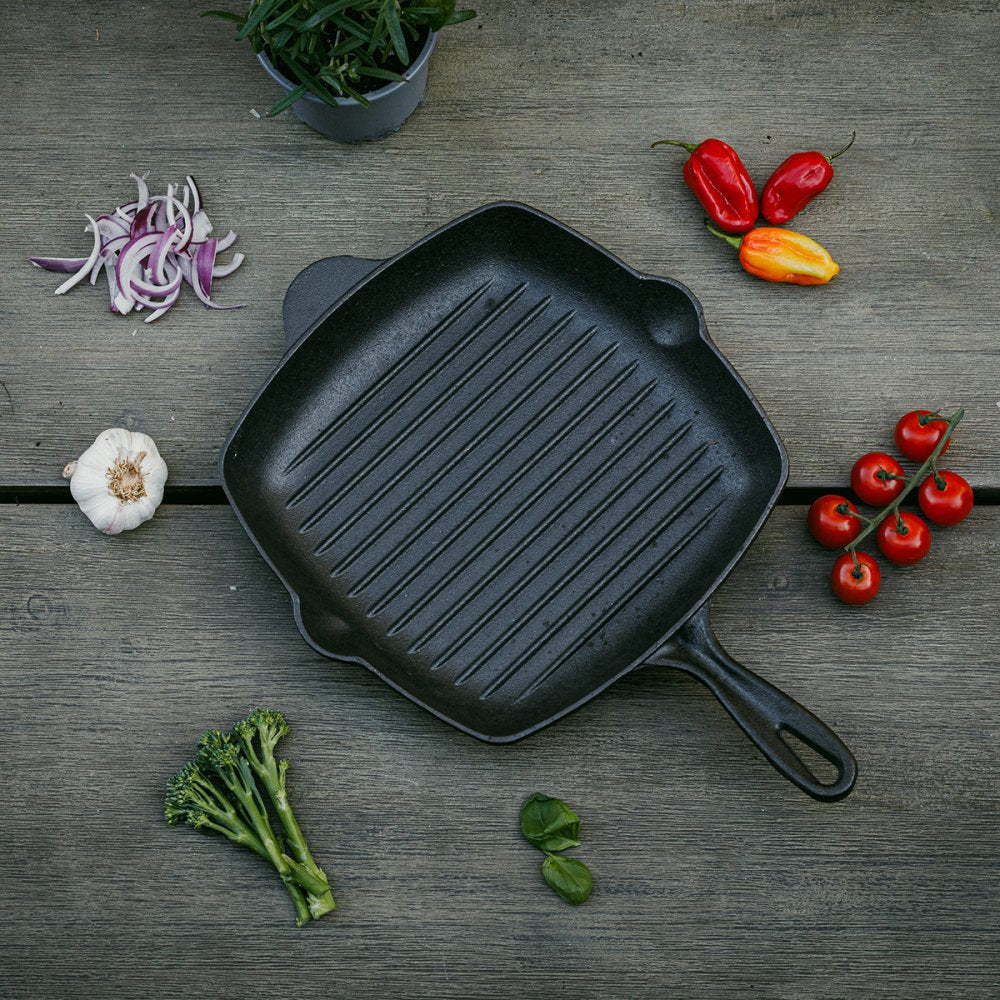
[257,31,437,143]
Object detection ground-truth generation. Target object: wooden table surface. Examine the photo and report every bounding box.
[1,2,998,998]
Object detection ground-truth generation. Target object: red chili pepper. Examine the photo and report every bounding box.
[761,132,856,225]
[651,137,758,234]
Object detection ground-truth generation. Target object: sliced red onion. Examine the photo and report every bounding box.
[212,252,245,278]
[131,265,182,297]
[190,209,213,243]
[144,288,181,323]
[130,172,150,209]
[115,233,164,307]
[149,223,180,281]
[185,175,201,214]
[132,284,180,310]
[103,257,119,311]
[54,215,101,295]
[97,214,130,237]
[130,202,159,238]
[32,172,244,320]
[29,255,89,272]
[101,234,130,255]
[157,193,194,252]
[192,238,218,304]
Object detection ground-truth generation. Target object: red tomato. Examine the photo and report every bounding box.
[831,551,881,605]
[876,511,931,565]
[851,452,906,506]
[918,470,974,526]
[894,410,951,462]
[807,494,862,548]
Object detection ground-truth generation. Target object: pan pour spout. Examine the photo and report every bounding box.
[649,606,857,802]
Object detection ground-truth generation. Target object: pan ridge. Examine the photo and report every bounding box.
[298,295,563,535]
[354,375,663,605]
[512,500,725,701]
[287,280,528,506]
[447,446,721,687]
[312,326,605,558]
[283,276,496,477]
[403,414,689,652]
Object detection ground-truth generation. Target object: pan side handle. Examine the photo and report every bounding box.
[647,606,857,802]
[283,255,385,351]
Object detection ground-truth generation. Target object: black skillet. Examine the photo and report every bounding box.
[221,203,857,802]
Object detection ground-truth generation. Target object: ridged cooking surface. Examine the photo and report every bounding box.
[281,281,724,702]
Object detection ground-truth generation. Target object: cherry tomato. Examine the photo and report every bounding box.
[918,470,974,526]
[894,409,951,462]
[876,511,931,565]
[807,494,862,548]
[851,452,906,506]
[831,551,880,605]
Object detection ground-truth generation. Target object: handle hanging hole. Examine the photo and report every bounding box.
[779,728,841,785]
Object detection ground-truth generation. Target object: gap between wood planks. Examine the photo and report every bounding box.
[1,485,998,505]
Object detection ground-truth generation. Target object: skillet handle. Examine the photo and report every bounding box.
[647,606,857,802]
[283,255,385,350]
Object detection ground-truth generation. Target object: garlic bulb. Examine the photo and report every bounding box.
[64,428,168,535]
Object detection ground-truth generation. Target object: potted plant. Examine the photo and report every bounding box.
[206,0,476,142]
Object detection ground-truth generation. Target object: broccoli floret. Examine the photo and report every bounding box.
[232,709,335,921]
[165,711,334,926]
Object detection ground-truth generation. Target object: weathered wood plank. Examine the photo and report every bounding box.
[1,1,998,488]
[1,506,996,998]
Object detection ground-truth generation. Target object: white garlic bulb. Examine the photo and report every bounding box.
[64,428,168,535]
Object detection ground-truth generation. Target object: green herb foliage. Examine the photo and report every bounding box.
[204,0,476,114]
[520,792,582,852]
[166,708,335,927]
[520,793,593,906]
[542,854,593,906]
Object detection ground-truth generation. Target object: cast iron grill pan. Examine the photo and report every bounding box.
[221,204,856,801]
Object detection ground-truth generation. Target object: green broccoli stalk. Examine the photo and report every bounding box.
[232,709,336,920]
[165,712,335,927]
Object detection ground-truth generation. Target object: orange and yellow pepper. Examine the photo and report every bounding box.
[707,223,840,285]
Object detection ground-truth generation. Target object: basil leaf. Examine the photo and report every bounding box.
[542,854,593,906]
[520,793,581,852]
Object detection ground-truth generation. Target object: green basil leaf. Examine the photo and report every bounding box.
[542,854,593,906]
[520,793,581,852]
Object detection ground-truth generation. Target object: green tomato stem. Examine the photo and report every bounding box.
[850,550,863,577]
[846,407,963,556]
[837,504,873,525]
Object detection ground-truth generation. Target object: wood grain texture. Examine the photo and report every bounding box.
[1,1,999,488]
[1,506,997,999]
